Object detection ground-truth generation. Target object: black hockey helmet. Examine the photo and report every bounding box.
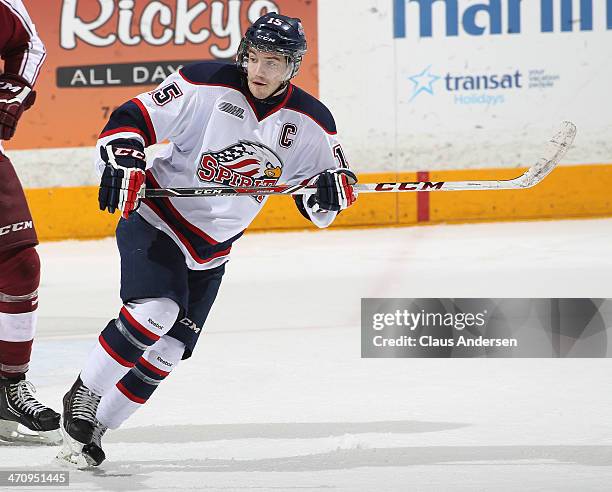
[236,12,307,81]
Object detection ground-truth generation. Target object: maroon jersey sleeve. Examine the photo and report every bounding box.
[0,0,45,85]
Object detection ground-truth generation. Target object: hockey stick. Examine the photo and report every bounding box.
[140,121,576,199]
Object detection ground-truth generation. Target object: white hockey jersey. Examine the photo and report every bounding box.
[96,62,349,270]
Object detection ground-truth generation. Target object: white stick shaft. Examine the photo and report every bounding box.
[141,121,576,199]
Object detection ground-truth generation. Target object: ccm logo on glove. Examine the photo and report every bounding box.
[113,147,146,159]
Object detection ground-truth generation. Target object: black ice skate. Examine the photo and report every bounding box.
[0,375,62,445]
[56,376,102,468]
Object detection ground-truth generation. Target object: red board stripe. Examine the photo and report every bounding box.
[416,171,430,222]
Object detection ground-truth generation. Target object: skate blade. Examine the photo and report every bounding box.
[55,425,95,469]
[0,420,62,446]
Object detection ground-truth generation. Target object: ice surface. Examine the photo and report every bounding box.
[2,218,612,491]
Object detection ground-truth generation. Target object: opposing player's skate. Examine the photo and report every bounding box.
[0,375,61,445]
[56,376,102,468]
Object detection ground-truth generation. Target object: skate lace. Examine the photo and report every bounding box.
[9,380,47,416]
[72,385,101,423]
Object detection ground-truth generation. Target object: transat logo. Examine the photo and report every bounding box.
[408,65,440,101]
[407,65,524,106]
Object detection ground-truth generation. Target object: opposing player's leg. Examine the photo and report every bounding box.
[57,213,188,466]
[0,154,60,445]
[87,262,226,465]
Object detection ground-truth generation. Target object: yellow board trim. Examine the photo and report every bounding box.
[24,165,612,242]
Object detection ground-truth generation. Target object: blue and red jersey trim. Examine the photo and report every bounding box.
[99,99,157,146]
[142,172,243,265]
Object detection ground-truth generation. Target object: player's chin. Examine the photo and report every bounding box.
[249,82,271,99]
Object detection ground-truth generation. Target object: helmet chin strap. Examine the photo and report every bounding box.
[271,81,289,97]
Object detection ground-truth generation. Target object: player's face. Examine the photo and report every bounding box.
[246,48,289,99]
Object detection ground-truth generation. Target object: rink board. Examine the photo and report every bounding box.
[24,163,612,241]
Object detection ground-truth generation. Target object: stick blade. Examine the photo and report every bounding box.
[521,121,577,188]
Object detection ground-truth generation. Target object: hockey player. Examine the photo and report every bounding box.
[0,0,62,445]
[58,12,357,467]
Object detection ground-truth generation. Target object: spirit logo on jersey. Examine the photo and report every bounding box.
[196,140,284,203]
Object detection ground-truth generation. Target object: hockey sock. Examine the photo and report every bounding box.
[96,335,184,429]
[80,297,180,396]
[0,246,39,377]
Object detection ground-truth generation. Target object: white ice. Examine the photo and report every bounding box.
[2,218,612,491]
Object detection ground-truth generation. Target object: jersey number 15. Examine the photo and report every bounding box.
[151,82,183,106]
